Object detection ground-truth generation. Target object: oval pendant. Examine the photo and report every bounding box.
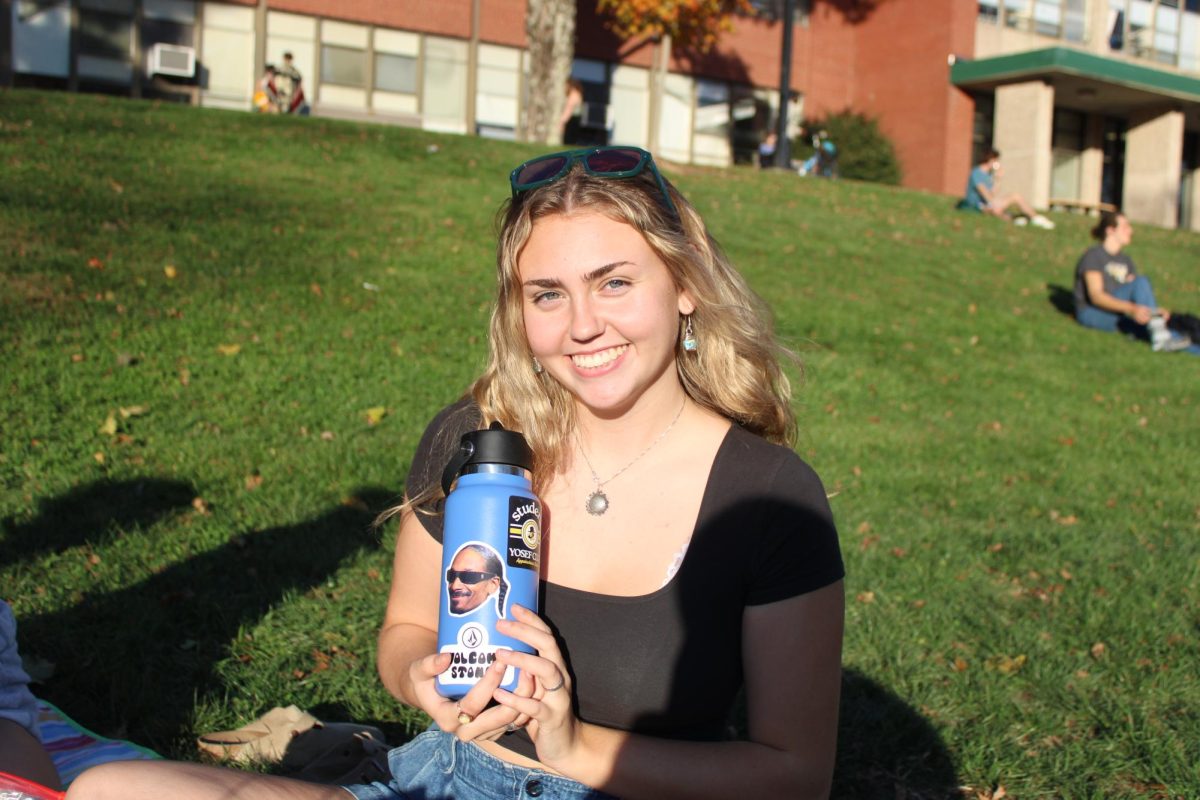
[585,490,609,516]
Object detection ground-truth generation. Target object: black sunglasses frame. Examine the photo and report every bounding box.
[509,146,677,216]
[446,569,498,585]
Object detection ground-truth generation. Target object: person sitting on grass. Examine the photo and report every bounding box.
[961,148,1055,229]
[1074,210,1193,353]
[63,145,845,800]
[1,600,61,792]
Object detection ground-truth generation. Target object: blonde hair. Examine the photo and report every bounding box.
[468,162,798,493]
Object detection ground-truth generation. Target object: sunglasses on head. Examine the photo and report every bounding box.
[446,569,497,585]
[509,146,677,216]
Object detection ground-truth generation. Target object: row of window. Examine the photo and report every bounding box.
[977,0,1200,67]
[321,46,417,95]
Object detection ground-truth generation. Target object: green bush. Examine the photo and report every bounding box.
[793,110,902,185]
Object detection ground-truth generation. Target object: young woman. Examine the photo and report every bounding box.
[66,146,845,800]
[1074,210,1192,353]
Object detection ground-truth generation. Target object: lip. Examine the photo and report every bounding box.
[569,344,628,373]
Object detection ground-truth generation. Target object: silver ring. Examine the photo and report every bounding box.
[455,704,473,725]
[505,722,519,733]
[544,673,565,692]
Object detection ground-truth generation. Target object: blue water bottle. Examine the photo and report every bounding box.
[436,421,542,699]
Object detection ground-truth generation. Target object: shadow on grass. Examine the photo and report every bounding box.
[1047,283,1075,318]
[0,478,196,570]
[10,479,393,754]
[835,669,960,799]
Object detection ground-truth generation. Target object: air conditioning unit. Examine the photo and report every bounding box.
[149,43,196,78]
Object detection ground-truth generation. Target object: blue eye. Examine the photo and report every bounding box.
[603,278,628,291]
[532,290,561,305]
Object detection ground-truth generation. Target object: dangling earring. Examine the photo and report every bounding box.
[532,357,544,374]
[682,315,697,352]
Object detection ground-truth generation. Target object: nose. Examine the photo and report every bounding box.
[569,294,603,342]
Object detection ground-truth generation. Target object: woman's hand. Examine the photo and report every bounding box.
[492,604,581,766]
[1128,303,1154,325]
[407,651,535,742]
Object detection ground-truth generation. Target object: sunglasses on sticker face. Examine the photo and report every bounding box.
[446,569,497,585]
[509,146,677,216]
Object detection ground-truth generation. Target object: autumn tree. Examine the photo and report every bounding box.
[596,0,751,151]
[597,0,752,54]
[522,0,753,146]
[524,0,577,144]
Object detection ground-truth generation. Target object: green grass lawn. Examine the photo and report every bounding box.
[2,89,1197,799]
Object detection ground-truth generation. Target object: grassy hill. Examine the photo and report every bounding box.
[2,89,1197,798]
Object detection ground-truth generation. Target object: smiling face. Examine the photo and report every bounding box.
[518,211,694,418]
[446,548,499,615]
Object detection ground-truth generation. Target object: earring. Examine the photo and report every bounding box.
[682,316,697,352]
[532,357,544,374]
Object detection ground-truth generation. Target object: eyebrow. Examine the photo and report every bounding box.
[522,261,631,290]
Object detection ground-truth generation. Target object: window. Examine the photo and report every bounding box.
[321,45,366,87]
[745,0,810,25]
[971,93,995,168]
[78,10,132,61]
[374,52,416,94]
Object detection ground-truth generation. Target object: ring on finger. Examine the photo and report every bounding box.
[455,704,474,725]
[544,673,565,692]
[505,722,519,733]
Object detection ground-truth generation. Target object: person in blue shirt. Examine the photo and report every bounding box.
[962,148,1055,229]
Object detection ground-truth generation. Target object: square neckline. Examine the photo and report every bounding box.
[541,423,739,603]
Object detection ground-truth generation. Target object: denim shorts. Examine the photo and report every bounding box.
[342,728,619,800]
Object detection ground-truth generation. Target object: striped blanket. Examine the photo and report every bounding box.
[35,700,159,785]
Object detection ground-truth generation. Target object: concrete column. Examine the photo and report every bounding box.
[1087,0,1113,54]
[1079,113,1104,205]
[1124,106,1183,228]
[993,80,1055,210]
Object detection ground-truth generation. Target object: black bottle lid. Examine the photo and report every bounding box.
[441,421,534,494]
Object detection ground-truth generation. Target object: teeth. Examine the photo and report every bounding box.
[572,345,627,369]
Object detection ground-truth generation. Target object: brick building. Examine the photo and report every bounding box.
[5,1,1200,229]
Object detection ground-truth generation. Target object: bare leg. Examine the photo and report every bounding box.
[0,718,61,789]
[66,760,355,800]
[994,192,1038,219]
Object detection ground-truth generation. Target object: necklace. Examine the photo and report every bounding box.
[576,398,687,517]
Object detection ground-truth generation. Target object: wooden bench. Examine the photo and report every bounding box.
[1048,198,1117,216]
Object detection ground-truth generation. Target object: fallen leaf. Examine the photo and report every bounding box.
[320,430,335,441]
[364,406,387,425]
[87,257,104,269]
[987,653,1027,674]
[217,343,241,356]
[856,591,875,604]
[118,405,148,419]
[1090,642,1106,659]
[93,451,105,464]
[244,472,263,491]
[163,265,177,279]
[98,414,118,436]
[310,282,323,297]
[71,353,85,362]
[191,497,211,515]
[951,657,969,672]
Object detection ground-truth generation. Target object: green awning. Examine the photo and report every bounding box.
[950,46,1200,105]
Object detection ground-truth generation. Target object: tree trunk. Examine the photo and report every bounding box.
[647,33,671,156]
[523,0,576,144]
